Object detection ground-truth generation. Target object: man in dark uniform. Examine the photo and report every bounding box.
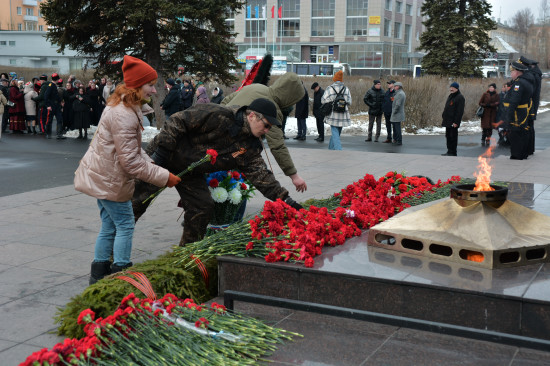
[494,62,533,160]
[33,73,62,139]
[311,82,325,142]
[132,98,303,246]
[518,56,542,155]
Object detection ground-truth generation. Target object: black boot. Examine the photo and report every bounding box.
[89,261,112,285]
[111,262,133,274]
[32,126,37,135]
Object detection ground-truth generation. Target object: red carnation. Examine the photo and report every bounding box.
[209,179,219,188]
[241,182,247,190]
[304,257,314,267]
[232,171,241,179]
[77,309,95,325]
[386,171,395,178]
[206,149,218,164]
[398,184,408,192]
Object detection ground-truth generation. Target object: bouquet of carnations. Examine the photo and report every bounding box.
[206,170,255,227]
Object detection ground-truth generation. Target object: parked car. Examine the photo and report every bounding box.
[542,72,550,78]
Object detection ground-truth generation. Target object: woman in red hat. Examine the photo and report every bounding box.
[74,55,182,285]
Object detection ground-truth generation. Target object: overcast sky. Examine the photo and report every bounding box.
[487,0,541,23]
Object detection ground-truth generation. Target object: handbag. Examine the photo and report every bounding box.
[6,100,15,108]
[476,106,484,117]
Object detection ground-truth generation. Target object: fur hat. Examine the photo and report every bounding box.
[51,73,60,81]
[489,83,497,89]
[39,74,47,81]
[333,70,343,82]
[122,55,158,89]
[165,78,175,86]
[311,82,319,90]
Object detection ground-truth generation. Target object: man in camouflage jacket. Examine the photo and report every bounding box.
[132,98,302,245]
[222,72,307,192]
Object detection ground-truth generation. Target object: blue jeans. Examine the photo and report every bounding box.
[329,126,343,150]
[94,199,135,266]
[392,122,402,143]
[297,118,307,137]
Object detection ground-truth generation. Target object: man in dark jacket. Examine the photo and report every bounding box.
[441,82,465,156]
[294,83,309,141]
[363,80,384,142]
[180,80,194,110]
[311,82,325,142]
[33,73,62,139]
[160,78,182,118]
[519,56,542,155]
[132,98,302,245]
[381,80,395,143]
[494,62,533,160]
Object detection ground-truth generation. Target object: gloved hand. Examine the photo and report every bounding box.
[166,173,181,188]
[284,196,303,210]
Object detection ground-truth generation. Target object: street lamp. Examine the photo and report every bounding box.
[376,52,383,79]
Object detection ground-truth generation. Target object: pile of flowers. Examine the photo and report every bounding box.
[175,172,461,269]
[22,293,298,366]
[206,170,255,226]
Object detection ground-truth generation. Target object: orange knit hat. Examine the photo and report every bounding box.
[122,55,158,89]
[333,70,343,82]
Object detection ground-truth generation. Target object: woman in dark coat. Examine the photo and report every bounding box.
[478,83,500,146]
[86,82,102,126]
[62,82,76,131]
[73,87,93,139]
[8,80,26,132]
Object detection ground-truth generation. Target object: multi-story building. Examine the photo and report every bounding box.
[0,0,48,31]
[229,0,426,76]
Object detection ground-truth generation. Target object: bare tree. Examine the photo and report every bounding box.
[511,8,535,53]
[540,0,550,24]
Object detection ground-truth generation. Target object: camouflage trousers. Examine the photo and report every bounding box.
[132,174,214,246]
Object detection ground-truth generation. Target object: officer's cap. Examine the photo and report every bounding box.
[510,61,528,72]
[519,56,538,66]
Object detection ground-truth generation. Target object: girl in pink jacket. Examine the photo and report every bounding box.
[75,55,181,284]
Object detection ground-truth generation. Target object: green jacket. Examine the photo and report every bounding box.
[222,72,305,176]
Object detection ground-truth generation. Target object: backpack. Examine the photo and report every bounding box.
[321,85,347,116]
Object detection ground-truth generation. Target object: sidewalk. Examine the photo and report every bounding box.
[2,146,550,365]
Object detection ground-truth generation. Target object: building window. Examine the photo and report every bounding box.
[394,22,401,38]
[278,0,300,37]
[245,0,267,38]
[9,41,16,46]
[17,7,22,15]
[26,8,34,16]
[17,23,22,30]
[0,41,6,46]
[393,22,401,39]
[405,24,412,50]
[396,1,402,12]
[10,59,16,65]
[417,7,421,16]
[406,4,412,16]
[385,0,392,11]
[52,60,59,66]
[312,0,335,37]
[383,18,391,37]
[225,8,235,32]
[39,25,43,31]
[346,0,368,36]
[25,22,36,31]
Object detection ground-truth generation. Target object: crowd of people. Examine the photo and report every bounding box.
[0,72,115,140]
[0,71,232,142]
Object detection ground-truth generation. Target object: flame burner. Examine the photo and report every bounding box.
[451,184,508,208]
[367,184,550,269]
